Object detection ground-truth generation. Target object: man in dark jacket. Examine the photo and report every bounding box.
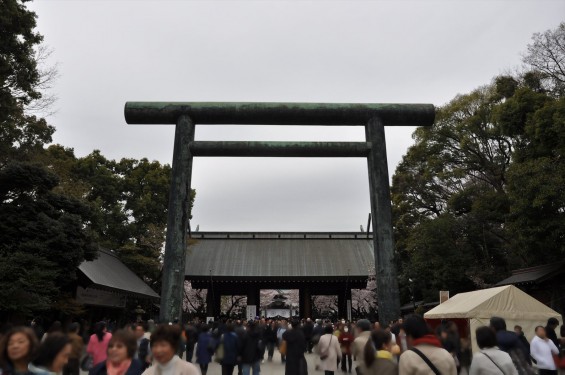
[134,323,151,370]
[545,317,560,350]
[282,319,308,375]
[240,321,262,375]
[490,317,531,364]
[220,323,241,375]
[302,318,314,353]
[184,322,199,363]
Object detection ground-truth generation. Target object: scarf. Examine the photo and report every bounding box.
[106,359,132,375]
[376,350,393,360]
[411,335,443,348]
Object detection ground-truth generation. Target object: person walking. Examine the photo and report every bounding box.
[303,319,314,354]
[398,315,457,375]
[196,324,215,375]
[264,321,277,362]
[133,323,150,371]
[240,321,261,375]
[277,321,287,364]
[282,319,307,375]
[352,319,372,374]
[63,323,83,375]
[338,323,354,373]
[87,322,113,367]
[469,326,517,375]
[363,329,398,375]
[28,333,72,375]
[316,325,341,375]
[219,323,241,375]
[531,326,559,375]
[184,323,198,363]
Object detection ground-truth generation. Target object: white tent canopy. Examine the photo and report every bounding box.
[424,285,561,352]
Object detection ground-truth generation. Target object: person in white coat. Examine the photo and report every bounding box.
[316,325,342,375]
[531,326,559,375]
[470,326,517,375]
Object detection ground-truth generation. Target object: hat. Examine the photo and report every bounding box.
[356,319,371,332]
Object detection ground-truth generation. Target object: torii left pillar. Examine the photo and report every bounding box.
[160,115,194,323]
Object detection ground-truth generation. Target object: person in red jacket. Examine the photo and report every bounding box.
[338,323,354,373]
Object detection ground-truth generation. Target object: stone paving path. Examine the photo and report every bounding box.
[82,349,359,375]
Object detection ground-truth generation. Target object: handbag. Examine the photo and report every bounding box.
[554,354,565,369]
[80,353,93,371]
[320,335,333,361]
[279,340,287,355]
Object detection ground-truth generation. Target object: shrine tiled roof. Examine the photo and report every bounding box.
[185,232,374,280]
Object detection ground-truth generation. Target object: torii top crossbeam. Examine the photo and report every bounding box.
[124,102,435,126]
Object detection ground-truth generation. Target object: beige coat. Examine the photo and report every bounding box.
[352,331,371,359]
[316,333,342,372]
[142,356,200,375]
[398,344,457,375]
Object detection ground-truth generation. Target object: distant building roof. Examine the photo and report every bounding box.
[79,249,159,300]
[496,261,565,286]
[185,232,374,282]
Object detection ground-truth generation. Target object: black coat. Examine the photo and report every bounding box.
[282,329,308,375]
[240,328,261,364]
[89,359,144,375]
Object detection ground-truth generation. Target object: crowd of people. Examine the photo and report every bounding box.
[0,315,563,375]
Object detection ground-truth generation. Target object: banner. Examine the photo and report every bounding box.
[246,305,257,321]
[76,287,126,308]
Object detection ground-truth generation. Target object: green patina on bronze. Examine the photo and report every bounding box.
[189,141,372,157]
[124,101,435,126]
[125,100,436,325]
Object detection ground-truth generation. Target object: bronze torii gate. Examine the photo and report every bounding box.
[124,102,435,325]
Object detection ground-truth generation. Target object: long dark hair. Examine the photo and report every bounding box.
[32,332,70,369]
[364,329,391,368]
[94,321,106,342]
[0,327,38,370]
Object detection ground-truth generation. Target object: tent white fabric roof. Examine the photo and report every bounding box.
[424,285,560,321]
[424,285,561,353]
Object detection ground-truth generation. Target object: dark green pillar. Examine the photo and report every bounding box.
[159,115,194,323]
[366,117,400,326]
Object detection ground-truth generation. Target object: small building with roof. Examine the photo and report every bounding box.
[496,260,565,317]
[185,232,375,319]
[77,249,160,323]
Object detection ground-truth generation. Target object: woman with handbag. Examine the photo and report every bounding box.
[316,325,341,375]
[470,326,517,375]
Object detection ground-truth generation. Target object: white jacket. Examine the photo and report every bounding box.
[530,335,559,370]
[316,333,342,372]
[469,347,518,375]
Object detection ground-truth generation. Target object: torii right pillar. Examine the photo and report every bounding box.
[366,116,400,326]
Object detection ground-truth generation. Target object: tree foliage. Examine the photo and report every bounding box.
[523,22,565,96]
[393,24,565,304]
[0,0,193,319]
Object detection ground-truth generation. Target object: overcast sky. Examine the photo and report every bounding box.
[30,0,564,232]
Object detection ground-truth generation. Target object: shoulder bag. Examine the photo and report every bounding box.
[482,352,506,375]
[410,347,442,375]
[320,335,333,361]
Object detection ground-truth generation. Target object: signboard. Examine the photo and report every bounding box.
[266,308,291,318]
[347,300,352,321]
[246,305,256,321]
[76,286,126,308]
[439,290,450,304]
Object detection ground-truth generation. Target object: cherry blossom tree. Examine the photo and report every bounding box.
[183,281,207,315]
